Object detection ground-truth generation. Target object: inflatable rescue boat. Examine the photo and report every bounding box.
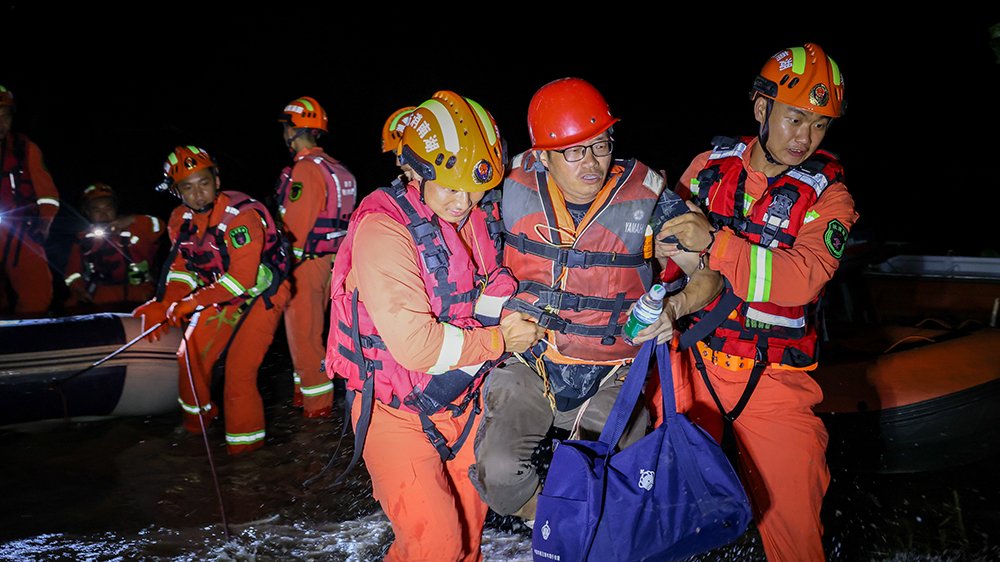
[0,313,183,426]
[816,255,1000,473]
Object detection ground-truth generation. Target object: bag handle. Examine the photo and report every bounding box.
[597,339,660,446]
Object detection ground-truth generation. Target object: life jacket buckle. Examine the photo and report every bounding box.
[536,311,568,333]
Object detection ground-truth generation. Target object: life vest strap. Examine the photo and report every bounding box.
[518,280,639,313]
[505,296,625,339]
[505,231,646,269]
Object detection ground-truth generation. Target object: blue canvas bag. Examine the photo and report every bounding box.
[531,339,752,562]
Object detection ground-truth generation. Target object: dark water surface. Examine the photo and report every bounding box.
[1,342,998,562]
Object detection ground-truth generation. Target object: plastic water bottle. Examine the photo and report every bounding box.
[623,284,666,346]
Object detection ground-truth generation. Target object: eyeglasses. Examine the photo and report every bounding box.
[553,140,614,162]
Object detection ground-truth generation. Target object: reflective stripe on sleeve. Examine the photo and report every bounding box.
[474,294,509,319]
[36,197,60,208]
[428,322,465,375]
[747,245,772,303]
[167,270,200,290]
[219,273,247,298]
[65,273,82,286]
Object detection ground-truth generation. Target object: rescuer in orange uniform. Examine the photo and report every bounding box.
[380,106,416,181]
[64,183,164,313]
[326,91,546,562]
[0,85,60,318]
[133,146,291,455]
[471,77,723,524]
[275,97,357,417]
[659,43,858,562]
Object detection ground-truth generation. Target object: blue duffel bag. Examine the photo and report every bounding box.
[531,339,752,562]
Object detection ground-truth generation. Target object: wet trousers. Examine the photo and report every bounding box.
[667,345,830,562]
[0,228,52,317]
[286,255,333,417]
[178,282,290,455]
[351,396,487,562]
[471,360,648,516]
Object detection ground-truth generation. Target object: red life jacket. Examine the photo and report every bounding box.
[275,151,357,259]
[327,179,514,416]
[502,151,663,363]
[684,136,844,367]
[173,191,291,307]
[0,133,39,221]
[78,228,140,287]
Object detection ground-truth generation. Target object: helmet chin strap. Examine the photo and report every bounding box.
[285,127,313,156]
[186,194,218,215]
[758,98,787,167]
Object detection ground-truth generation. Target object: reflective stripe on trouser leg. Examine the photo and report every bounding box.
[178,307,224,434]
[223,281,290,454]
[285,256,334,415]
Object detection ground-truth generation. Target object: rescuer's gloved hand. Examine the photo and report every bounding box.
[166,297,199,327]
[132,299,170,342]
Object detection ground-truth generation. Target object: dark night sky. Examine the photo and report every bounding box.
[7,8,1000,258]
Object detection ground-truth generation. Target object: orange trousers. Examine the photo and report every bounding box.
[352,396,487,562]
[178,282,290,455]
[653,346,830,562]
[0,228,52,317]
[285,255,333,416]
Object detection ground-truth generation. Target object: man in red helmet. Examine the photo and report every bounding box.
[0,85,60,318]
[471,77,723,523]
[133,146,291,455]
[275,97,357,418]
[64,183,164,313]
[658,43,857,562]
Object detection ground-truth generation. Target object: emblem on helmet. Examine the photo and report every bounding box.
[809,83,830,107]
[184,156,197,170]
[473,159,493,184]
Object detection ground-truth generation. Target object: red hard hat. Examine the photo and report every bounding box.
[528,78,619,151]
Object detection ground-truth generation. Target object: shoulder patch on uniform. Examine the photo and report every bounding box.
[289,182,304,202]
[229,225,251,249]
[824,219,848,259]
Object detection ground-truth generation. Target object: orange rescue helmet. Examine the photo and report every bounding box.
[82,182,116,202]
[528,78,619,151]
[0,85,13,108]
[160,145,216,191]
[751,43,845,118]
[398,91,503,192]
[278,96,328,133]
[381,106,416,153]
